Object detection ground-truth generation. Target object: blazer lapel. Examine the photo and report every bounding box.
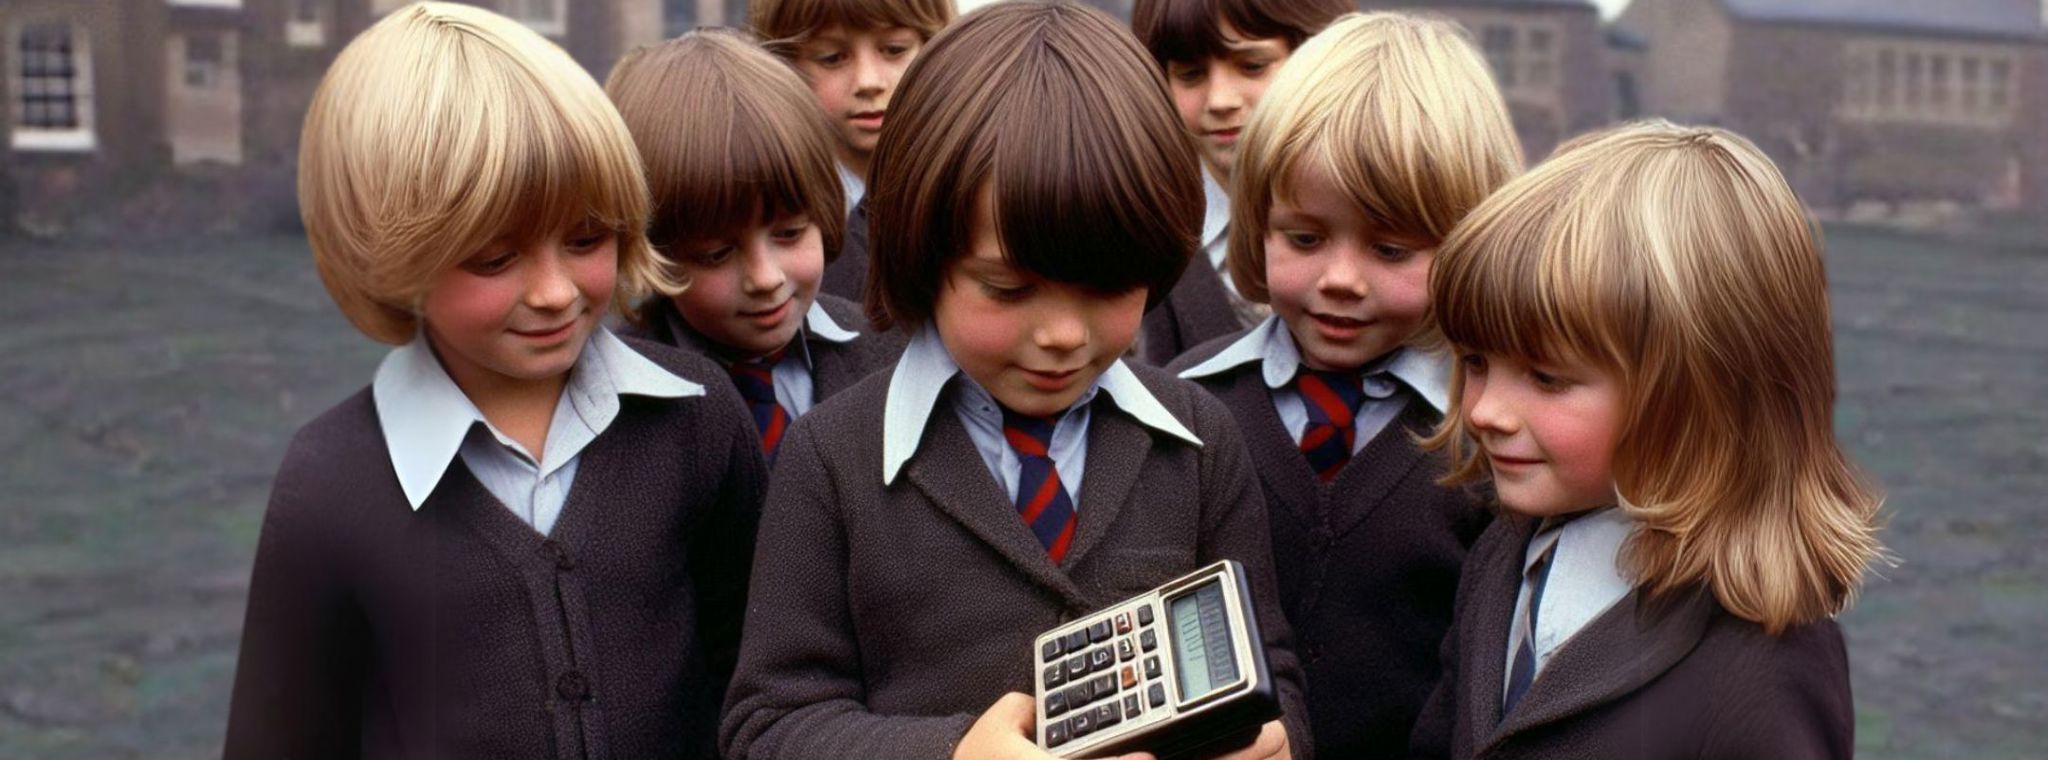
[1461,515,1537,740]
[1059,402,1151,571]
[1325,397,1437,539]
[1483,584,1717,751]
[903,407,1089,607]
[1224,371,1323,534]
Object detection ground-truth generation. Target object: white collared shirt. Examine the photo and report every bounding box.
[371,327,703,534]
[662,299,859,419]
[1178,315,1449,451]
[1503,507,1637,701]
[838,161,867,217]
[880,326,1202,508]
[1200,169,1234,290]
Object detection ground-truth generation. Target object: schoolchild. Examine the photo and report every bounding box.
[750,0,955,302]
[223,5,766,757]
[1406,120,1882,758]
[1128,0,1350,364]
[607,29,905,465]
[1167,13,1522,756]
[720,3,1309,759]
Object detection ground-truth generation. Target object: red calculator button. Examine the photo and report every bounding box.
[1121,665,1137,690]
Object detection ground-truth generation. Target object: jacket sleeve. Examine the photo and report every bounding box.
[692,384,771,707]
[223,432,368,760]
[1189,390,1315,760]
[1699,621,1856,760]
[719,418,977,760]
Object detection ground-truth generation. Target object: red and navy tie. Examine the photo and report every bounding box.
[729,347,792,464]
[1297,369,1367,481]
[1002,408,1078,564]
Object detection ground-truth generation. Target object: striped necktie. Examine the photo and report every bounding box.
[1503,543,1557,717]
[1001,408,1078,564]
[1296,369,1367,481]
[729,346,792,465]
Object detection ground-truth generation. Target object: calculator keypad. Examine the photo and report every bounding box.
[1038,602,1172,749]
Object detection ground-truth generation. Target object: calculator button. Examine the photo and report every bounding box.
[1046,690,1069,717]
[1089,620,1112,642]
[1115,612,1132,634]
[1144,656,1161,680]
[1042,638,1063,661]
[1091,674,1115,698]
[1148,682,1166,708]
[1071,710,1095,737]
[1137,605,1155,625]
[1140,629,1157,652]
[1064,683,1090,708]
[1066,653,1088,677]
[1047,720,1070,747]
[1120,665,1137,690]
[1089,647,1114,672]
[1044,663,1066,688]
[1117,638,1135,662]
[1094,703,1121,729]
[1123,694,1141,719]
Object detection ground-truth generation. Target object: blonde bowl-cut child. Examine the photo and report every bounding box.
[227,5,767,757]
[298,3,679,345]
[1167,12,1522,756]
[1409,119,1883,758]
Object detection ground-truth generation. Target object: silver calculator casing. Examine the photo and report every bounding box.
[1031,560,1278,759]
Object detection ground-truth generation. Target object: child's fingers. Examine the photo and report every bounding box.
[990,691,1039,732]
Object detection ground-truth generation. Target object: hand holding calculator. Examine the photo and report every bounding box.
[1031,561,1280,759]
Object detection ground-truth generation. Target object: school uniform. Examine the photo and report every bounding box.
[1406,511,1856,759]
[1172,317,1492,758]
[225,329,768,760]
[719,327,1314,760]
[1138,170,1266,365]
[624,292,906,422]
[820,165,871,304]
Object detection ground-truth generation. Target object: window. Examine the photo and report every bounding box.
[286,0,327,48]
[1842,40,2018,126]
[1477,21,1562,100]
[184,33,225,89]
[501,0,566,36]
[10,22,95,151]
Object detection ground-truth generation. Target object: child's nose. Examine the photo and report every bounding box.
[1318,248,1369,297]
[524,247,579,310]
[740,243,786,294]
[1033,308,1088,353]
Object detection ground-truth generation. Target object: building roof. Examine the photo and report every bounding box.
[1720,0,2048,42]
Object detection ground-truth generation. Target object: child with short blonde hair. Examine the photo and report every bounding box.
[1168,12,1521,756]
[225,5,766,756]
[1408,120,1882,757]
[750,0,956,301]
[606,29,904,466]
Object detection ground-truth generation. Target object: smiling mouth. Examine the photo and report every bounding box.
[741,297,794,323]
[1488,452,1543,468]
[512,314,580,339]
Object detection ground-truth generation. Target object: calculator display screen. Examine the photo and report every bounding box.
[1167,579,1240,702]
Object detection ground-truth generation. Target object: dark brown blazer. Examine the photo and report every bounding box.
[1138,258,1246,366]
[1170,333,1492,758]
[719,361,1313,760]
[1407,515,1856,759]
[624,292,905,406]
[224,338,768,760]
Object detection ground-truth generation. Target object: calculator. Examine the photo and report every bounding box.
[1032,560,1279,758]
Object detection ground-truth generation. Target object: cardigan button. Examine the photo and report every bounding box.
[556,670,590,701]
[540,539,575,571]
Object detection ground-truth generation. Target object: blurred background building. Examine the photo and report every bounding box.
[6,0,2040,236]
